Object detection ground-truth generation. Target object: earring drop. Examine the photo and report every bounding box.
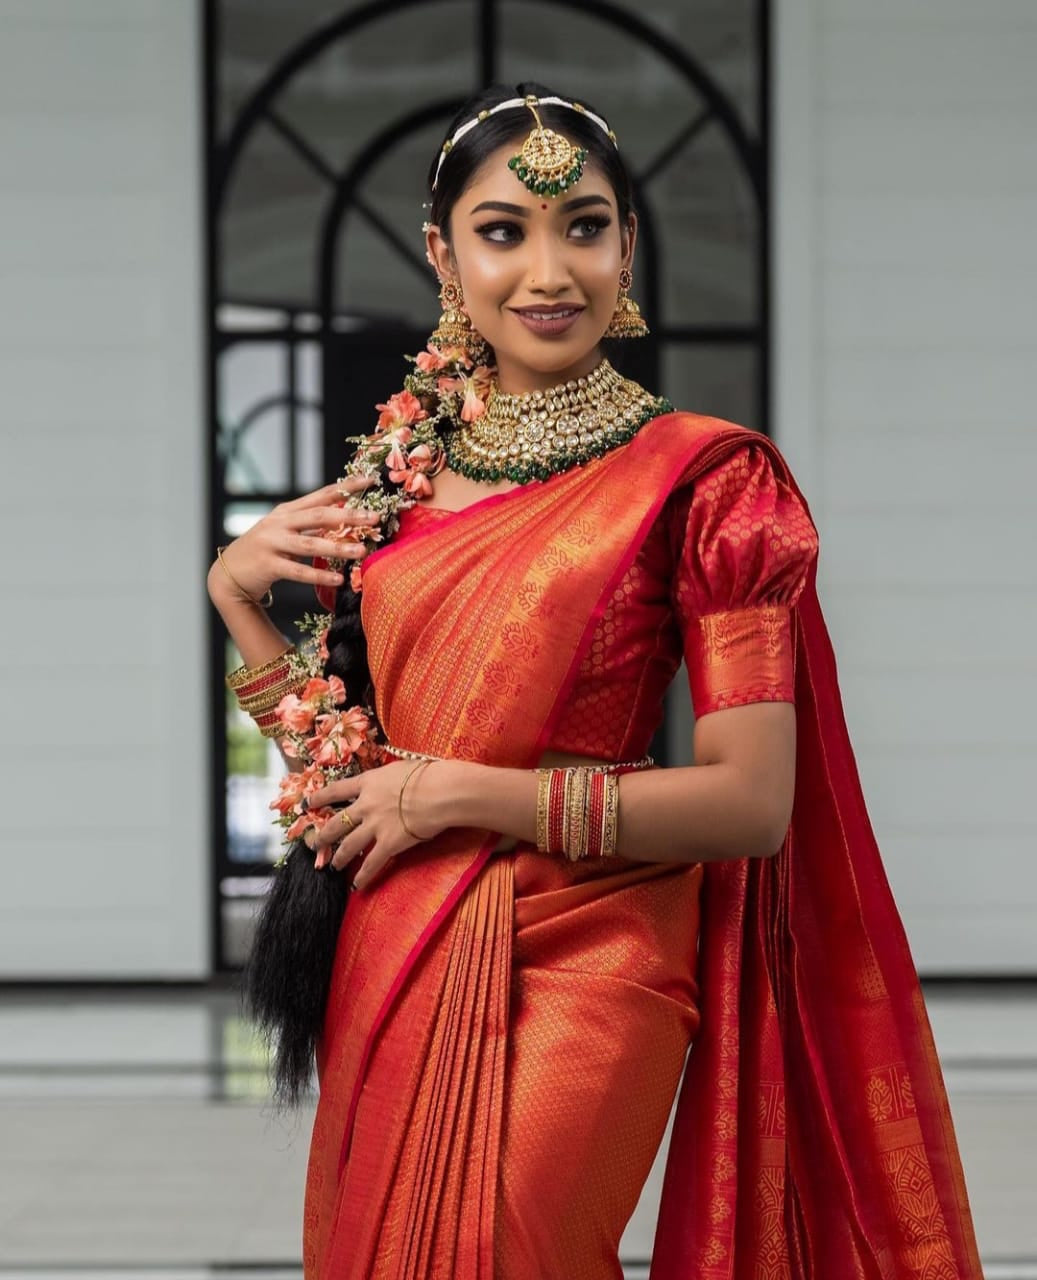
[604,267,649,339]
[427,277,489,363]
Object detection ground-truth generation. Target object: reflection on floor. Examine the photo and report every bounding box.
[0,983,1035,1277]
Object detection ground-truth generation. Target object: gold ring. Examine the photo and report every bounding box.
[340,809,356,835]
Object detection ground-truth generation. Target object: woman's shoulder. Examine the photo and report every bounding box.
[645,406,795,480]
[645,409,817,558]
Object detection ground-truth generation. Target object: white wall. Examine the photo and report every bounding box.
[0,0,208,977]
[774,0,1037,972]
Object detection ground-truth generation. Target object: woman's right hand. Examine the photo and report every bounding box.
[208,475,381,607]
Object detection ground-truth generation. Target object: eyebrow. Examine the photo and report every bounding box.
[469,194,612,217]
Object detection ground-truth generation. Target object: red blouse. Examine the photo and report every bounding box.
[403,442,819,761]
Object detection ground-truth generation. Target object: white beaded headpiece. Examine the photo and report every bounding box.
[431,95,618,194]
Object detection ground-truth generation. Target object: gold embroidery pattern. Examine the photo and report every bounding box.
[879,1145,958,1279]
[867,1074,896,1123]
[754,1166,789,1279]
[689,604,794,718]
[697,874,748,1277]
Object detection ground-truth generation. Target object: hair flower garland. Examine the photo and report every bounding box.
[267,343,495,865]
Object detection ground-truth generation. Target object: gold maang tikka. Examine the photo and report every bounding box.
[507,96,587,197]
[431,95,618,195]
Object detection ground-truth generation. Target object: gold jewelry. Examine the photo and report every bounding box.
[445,357,670,483]
[226,645,295,690]
[507,97,587,197]
[216,545,273,608]
[432,95,617,192]
[428,277,489,364]
[536,770,551,853]
[381,742,653,773]
[398,760,433,841]
[601,773,620,858]
[604,267,649,339]
[237,677,300,714]
[226,645,307,736]
[563,768,590,862]
[338,809,357,836]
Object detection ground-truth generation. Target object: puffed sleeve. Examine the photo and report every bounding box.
[669,443,819,718]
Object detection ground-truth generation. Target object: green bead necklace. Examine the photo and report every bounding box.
[444,358,672,485]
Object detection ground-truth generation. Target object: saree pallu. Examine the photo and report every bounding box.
[302,412,982,1279]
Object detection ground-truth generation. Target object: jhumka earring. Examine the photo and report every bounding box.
[428,276,489,363]
[604,267,649,339]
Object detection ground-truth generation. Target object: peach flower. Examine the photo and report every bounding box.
[269,770,307,816]
[461,378,487,423]
[276,675,347,734]
[385,439,410,473]
[403,470,433,498]
[406,443,434,472]
[325,674,347,706]
[276,692,318,735]
[269,763,328,816]
[415,346,449,372]
[284,804,336,841]
[375,391,426,431]
[305,707,372,766]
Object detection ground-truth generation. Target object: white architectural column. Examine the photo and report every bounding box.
[773,0,1037,972]
[0,0,208,977]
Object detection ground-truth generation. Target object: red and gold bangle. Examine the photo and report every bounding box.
[252,707,288,739]
[237,675,304,713]
[226,645,296,691]
[546,769,568,854]
[584,771,606,858]
[234,667,297,703]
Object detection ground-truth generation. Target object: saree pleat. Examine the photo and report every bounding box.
[392,855,514,1279]
[493,853,704,1279]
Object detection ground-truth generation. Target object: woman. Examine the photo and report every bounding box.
[209,84,982,1279]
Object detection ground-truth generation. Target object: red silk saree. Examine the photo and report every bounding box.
[301,411,982,1279]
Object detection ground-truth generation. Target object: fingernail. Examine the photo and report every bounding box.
[349,879,359,892]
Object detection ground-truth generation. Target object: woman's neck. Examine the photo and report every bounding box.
[492,347,604,395]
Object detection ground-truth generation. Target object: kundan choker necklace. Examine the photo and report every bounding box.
[444,358,672,484]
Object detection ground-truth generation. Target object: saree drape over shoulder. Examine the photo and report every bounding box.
[302,412,982,1279]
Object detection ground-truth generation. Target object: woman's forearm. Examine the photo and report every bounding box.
[427,760,784,864]
[207,564,301,769]
[207,563,295,669]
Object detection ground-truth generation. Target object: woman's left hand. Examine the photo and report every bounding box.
[304,760,443,890]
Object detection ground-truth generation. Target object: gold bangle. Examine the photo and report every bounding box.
[225,645,296,690]
[535,770,551,853]
[601,773,620,858]
[216,545,274,609]
[563,768,591,861]
[398,760,433,840]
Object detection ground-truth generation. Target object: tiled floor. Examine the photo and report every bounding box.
[0,983,1035,1277]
